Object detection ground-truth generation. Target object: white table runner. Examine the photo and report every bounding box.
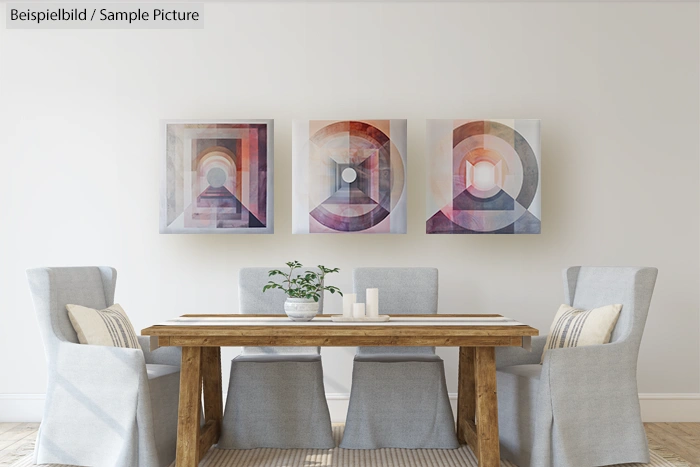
[156,316,527,327]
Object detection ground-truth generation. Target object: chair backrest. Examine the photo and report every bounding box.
[353,267,438,315]
[353,267,438,356]
[239,267,323,355]
[26,267,117,358]
[563,266,658,350]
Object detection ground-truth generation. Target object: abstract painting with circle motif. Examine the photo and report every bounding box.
[292,120,407,234]
[161,120,273,234]
[426,119,540,234]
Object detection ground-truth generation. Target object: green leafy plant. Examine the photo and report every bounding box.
[263,261,342,302]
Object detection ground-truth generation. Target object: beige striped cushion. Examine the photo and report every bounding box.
[541,303,622,363]
[66,303,140,349]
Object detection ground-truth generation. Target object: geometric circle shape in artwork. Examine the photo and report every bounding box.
[206,167,227,188]
[308,120,406,232]
[453,120,539,211]
[342,167,358,184]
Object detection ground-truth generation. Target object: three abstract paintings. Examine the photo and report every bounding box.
[161,119,540,235]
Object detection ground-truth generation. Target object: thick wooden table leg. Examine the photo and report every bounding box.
[457,347,476,445]
[176,346,203,467]
[475,347,500,467]
[199,347,223,460]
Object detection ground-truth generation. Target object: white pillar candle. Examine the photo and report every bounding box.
[366,288,379,318]
[353,303,366,319]
[342,293,357,318]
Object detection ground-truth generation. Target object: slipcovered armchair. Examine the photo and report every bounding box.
[26,267,181,467]
[340,267,459,449]
[495,266,658,467]
[217,267,334,450]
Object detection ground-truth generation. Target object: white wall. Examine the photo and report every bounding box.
[0,2,698,420]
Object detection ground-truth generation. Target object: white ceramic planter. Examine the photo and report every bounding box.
[284,297,320,321]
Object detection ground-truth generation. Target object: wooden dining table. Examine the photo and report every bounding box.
[141,314,538,467]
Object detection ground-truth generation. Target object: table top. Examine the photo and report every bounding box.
[142,314,539,338]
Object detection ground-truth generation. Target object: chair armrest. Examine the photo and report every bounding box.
[58,340,146,372]
[138,336,182,367]
[543,341,636,388]
[496,335,547,369]
[53,340,147,400]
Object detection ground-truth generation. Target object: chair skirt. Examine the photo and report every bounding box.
[218,354,334,450]
[497,364,542,467]
[340,355,459,449]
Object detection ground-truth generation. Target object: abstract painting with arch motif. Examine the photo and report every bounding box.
[161,120,273,234]
[426,119,541,234]
[292,119,407,234]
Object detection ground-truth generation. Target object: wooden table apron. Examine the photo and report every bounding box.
[141,314,538,467]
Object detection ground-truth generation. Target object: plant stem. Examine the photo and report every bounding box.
[317,270,325,296]
[287,263,296,297]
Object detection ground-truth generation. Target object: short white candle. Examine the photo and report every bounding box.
[342,293,357,318]
[366,288,379,318]
[353,303,366,319]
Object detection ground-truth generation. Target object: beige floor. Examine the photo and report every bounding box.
[0,422,698,467]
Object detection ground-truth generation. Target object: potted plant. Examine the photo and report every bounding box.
[263,261,342,321]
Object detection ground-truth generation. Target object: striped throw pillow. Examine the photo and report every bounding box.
[541,303,622,363]
[66,303,140,349]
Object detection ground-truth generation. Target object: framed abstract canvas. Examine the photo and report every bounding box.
[160,120,273,234]
[292,120,407,234]
[426,119,541,234]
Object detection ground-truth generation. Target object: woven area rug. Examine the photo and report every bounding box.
[9,425,690,467]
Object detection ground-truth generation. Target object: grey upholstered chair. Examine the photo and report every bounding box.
[340,267,459,449]
[218,267,334,449]
[495,266,658,467]
[26,267,181,467]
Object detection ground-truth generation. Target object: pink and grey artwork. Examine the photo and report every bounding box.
[161,120,273,234]
[426,120,541,234]
[292,120,407,234]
